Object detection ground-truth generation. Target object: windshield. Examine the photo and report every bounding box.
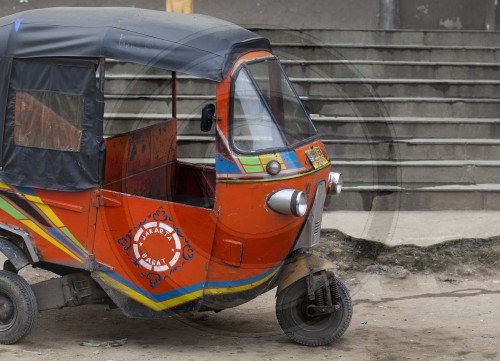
[231,58,317,153]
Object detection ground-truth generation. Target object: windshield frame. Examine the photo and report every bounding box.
[228,57,319,155]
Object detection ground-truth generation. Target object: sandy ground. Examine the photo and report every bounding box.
[1,259,499,361]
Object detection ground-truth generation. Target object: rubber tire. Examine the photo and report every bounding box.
[0,270,38,344]
[276,277,353,346]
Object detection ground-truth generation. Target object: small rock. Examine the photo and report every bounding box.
[460,267,473,276]
[388,266,410,279]
[365,264,410,279]
[81,338,127,348]
[364,264,389,274]
[22,350,42,355]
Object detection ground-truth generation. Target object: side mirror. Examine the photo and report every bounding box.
[200,103,215,132]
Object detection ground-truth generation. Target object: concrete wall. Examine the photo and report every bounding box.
[0,0,496,30]
[399,0,496,30]
[0,0,381,29]
[0,0,163,17]
[193,0,381,29]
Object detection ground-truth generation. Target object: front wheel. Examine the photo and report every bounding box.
[0,270,38,344]
[276,276,352,346]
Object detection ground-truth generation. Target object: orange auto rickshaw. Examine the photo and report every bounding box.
[0,7,351,346]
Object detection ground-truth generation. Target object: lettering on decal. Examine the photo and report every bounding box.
[116,207,195,289]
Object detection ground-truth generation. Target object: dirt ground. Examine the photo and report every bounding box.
[1,234,500,361]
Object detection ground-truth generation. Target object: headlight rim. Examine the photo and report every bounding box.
[267,188,308,217]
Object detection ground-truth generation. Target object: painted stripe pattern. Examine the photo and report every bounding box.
[96,263,281,311]
[0,185,86,264]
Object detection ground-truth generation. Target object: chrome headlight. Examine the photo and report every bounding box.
[328,172,342,195]
[267,189,307,217]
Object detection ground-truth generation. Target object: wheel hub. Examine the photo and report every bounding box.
[0,295,15,322]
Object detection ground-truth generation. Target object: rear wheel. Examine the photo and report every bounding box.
[0,270,38,344]
[276,277,352,346]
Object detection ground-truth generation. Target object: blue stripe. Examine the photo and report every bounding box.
[285,161,302,168]
[102,262,283,302]
[216,155,240,173]
[48,228,84,257]
[103,270,205,302]
[16,186,36,195]
[281,151,299,163]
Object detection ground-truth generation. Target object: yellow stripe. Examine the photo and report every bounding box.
[204,267,279,296]
[98,267,279,311]
[20,219,81,263]
[98,262,279,311]
[0,182,11,190]
[24,194,87,253]
[24,195,65,227]
[99,273,203,311]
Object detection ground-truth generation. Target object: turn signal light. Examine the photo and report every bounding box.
[328,172,342,195]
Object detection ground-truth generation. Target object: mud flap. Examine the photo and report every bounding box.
[276,252,335,296]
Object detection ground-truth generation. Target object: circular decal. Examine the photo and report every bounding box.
[132,221,181,272]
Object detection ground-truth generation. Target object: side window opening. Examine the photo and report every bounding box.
[101,62,216,209]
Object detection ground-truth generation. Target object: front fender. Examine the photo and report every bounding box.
[276,252,335,296]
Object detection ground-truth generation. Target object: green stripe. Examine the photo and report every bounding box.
[61,227,87,253]
[0,197,26,220]
[218,163,331,183]
[239,156,261,165]
[243,165,264,173]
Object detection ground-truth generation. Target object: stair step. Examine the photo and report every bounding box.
[175,135,500,161]
[333,160,500,184]
[272,44,500,63]
[281,60,500,80]
[103,114,500,139]
[103,94,214,115]
[304,97,500,117]
[323,137,500,161]
[103,95,500,118]
[103,75,214,95]
[291,78,500,98]
[251,29,500,47]
[312,116,500,139]
[103,74,500,98]
[326,183,500,211]
[105,59,500,81]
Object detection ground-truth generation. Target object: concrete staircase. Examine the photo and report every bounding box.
[103,29,500,211]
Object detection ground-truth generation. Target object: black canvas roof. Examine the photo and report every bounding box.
[0,7,271,81]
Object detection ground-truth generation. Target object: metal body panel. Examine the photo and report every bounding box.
[294,181,327,250]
